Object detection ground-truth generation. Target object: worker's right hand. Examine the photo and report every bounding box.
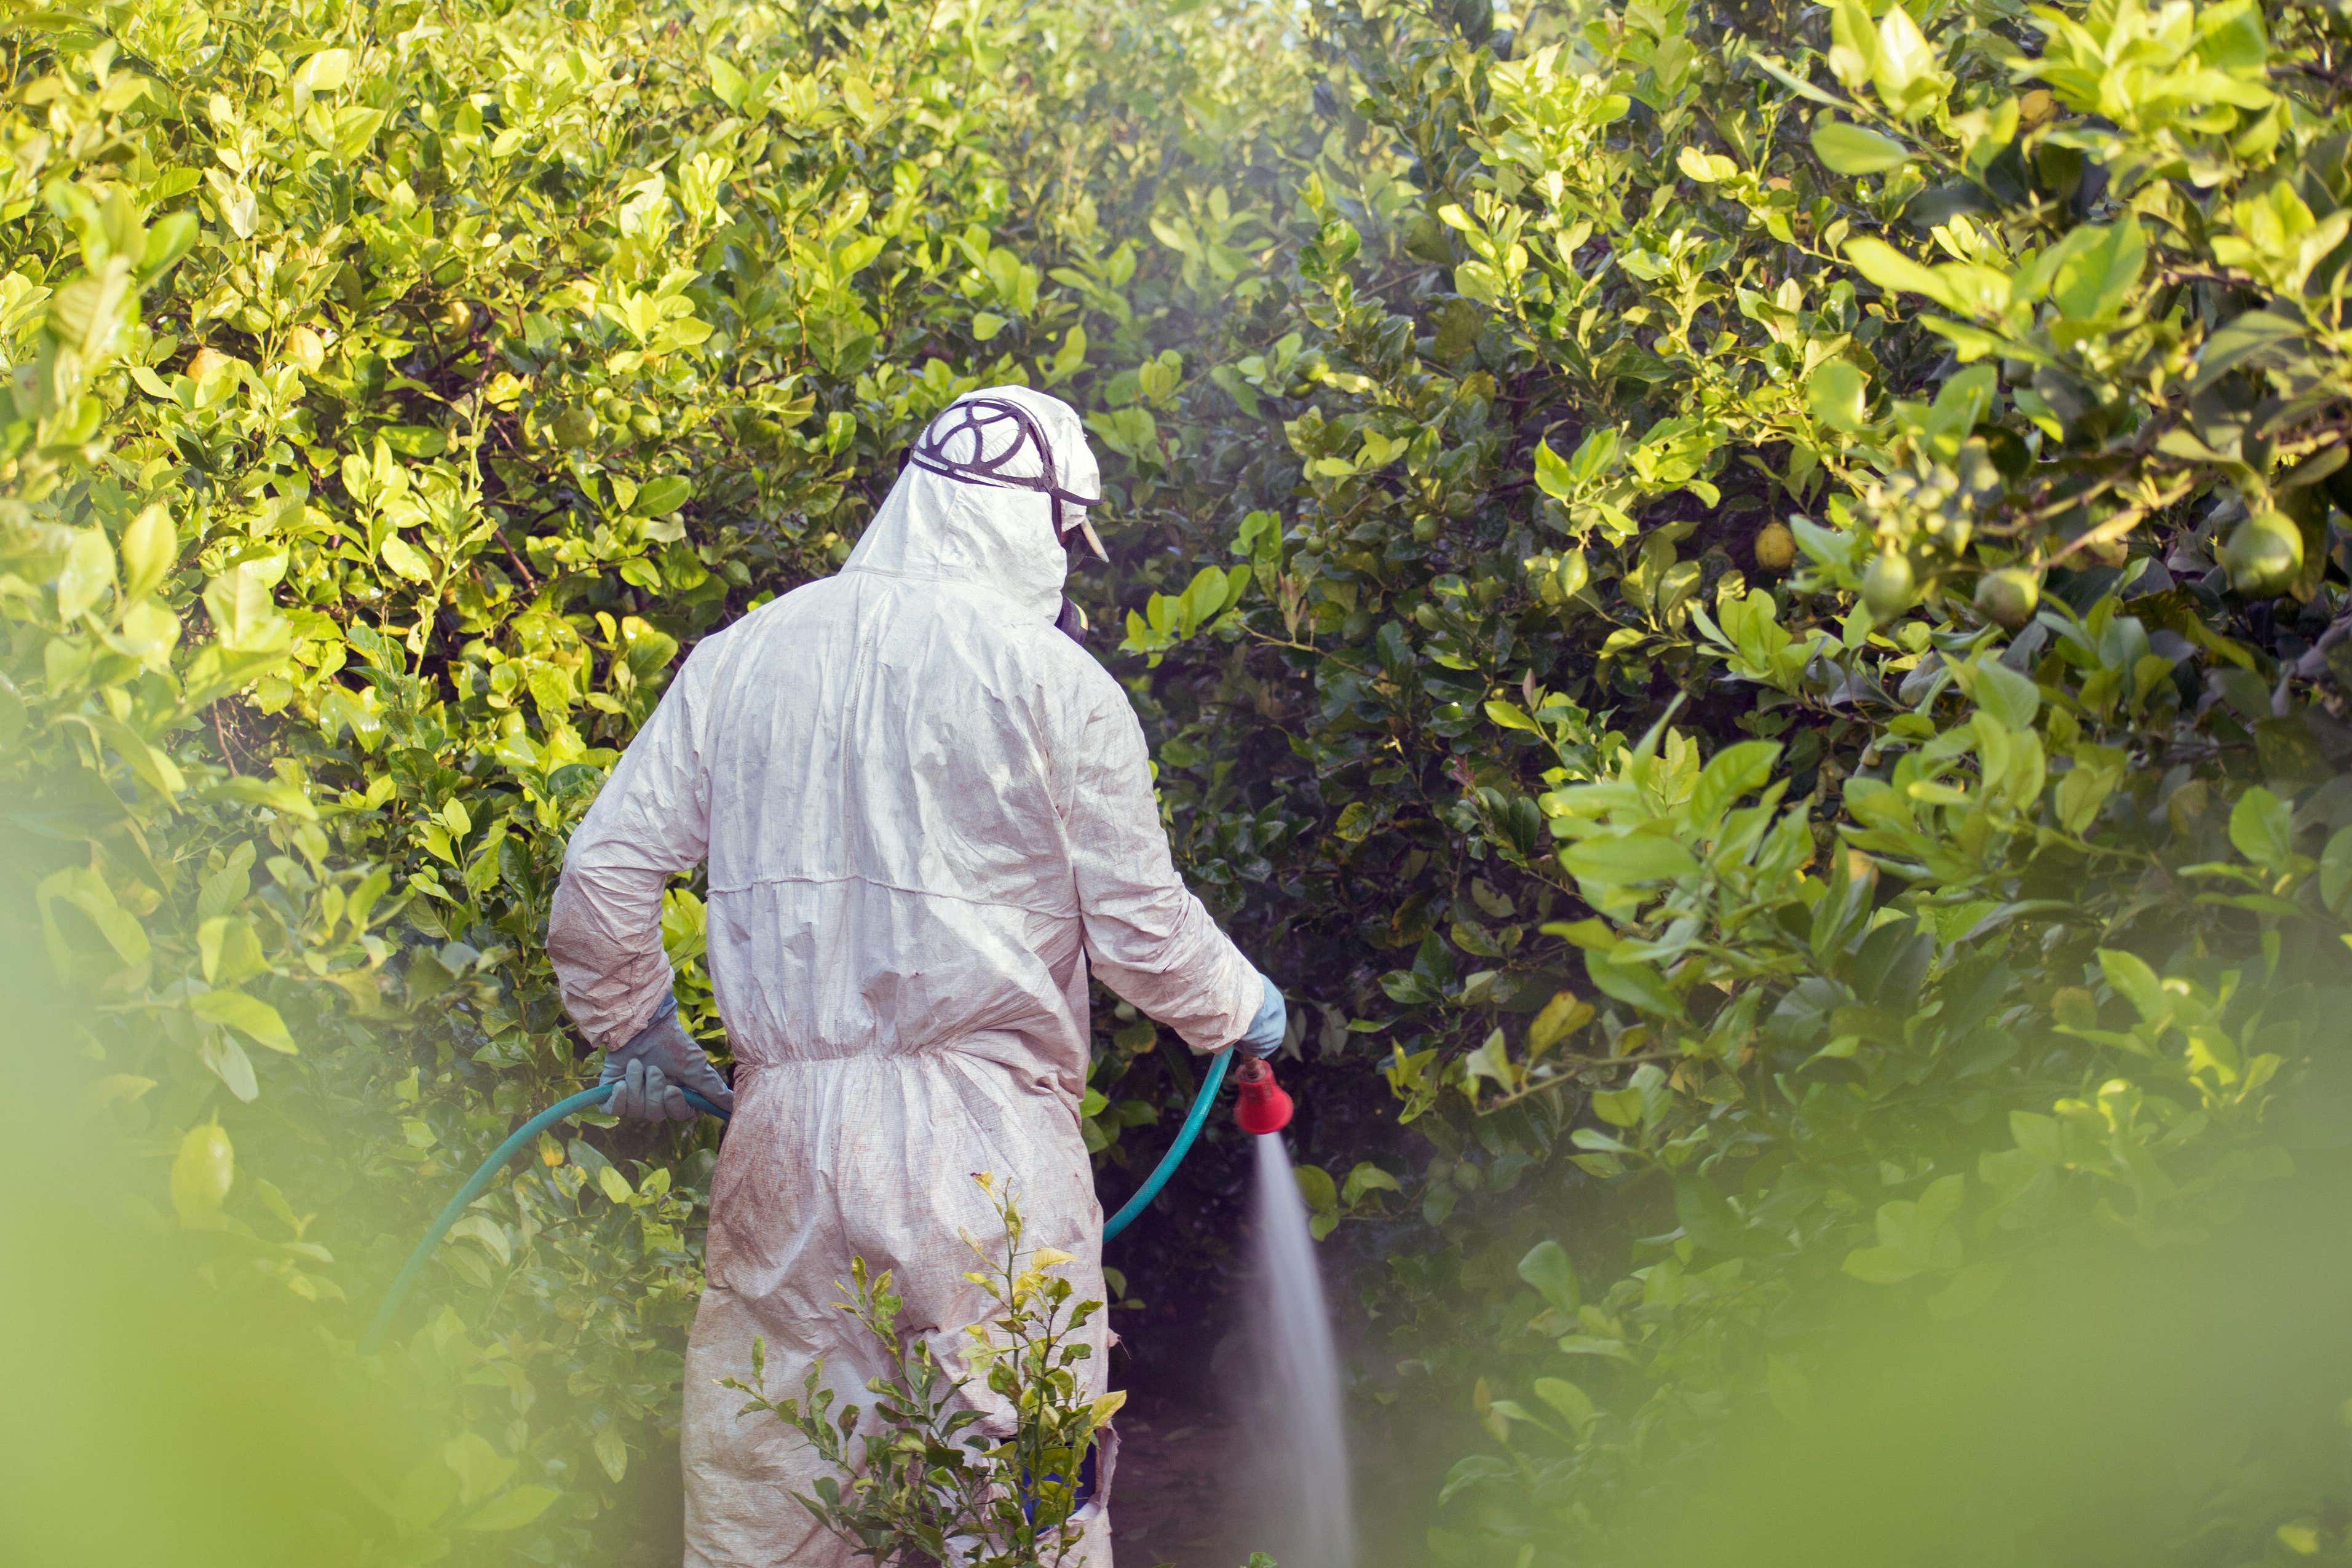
[599,996,735,1120]
[1236,971,1288,1058]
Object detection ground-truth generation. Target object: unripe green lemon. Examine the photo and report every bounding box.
[1973,568,2040,630]
[1861,550,1915,620]
[1754,521,1796,571]
[552,407,597,449]
[171,1122,234,1229]
[2221,511,2303,597]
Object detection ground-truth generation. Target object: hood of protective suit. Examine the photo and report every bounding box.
[843,385,1101,622]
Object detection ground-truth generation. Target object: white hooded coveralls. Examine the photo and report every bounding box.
[546,386,1262,1567]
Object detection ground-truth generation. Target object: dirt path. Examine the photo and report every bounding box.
[1111,1394,1262,1568]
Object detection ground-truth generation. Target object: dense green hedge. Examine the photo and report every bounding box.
[1151,0,2352,1556]
[7,0,2352,1559]
[0,1,1307,1558]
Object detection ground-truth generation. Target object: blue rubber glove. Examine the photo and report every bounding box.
[600,995,735,1121]
[1237,972,1288,1058]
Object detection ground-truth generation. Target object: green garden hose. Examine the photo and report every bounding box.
[1102,1043,1230,1241]
[362,1048,1233,1355]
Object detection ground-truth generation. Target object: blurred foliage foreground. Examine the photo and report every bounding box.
[5,0,2352,1561]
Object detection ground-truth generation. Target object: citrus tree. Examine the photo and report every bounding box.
[1104,0,2352,1556]
[0,0,1304,1558]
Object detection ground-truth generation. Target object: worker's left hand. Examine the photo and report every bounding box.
[600,996,735,1120]
[1236,971,1288,1058]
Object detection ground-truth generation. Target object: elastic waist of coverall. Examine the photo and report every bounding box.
[731,1029,1061,1074]
[734,1038,1085,1123]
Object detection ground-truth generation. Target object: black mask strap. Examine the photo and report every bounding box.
[901,397,1103,555]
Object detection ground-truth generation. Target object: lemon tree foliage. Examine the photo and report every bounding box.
[1109,0,2352,1557]
[0,0,1304,1559]
[10,0,2352,1556]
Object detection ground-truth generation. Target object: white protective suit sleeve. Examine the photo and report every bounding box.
[545,637,718,1049]
[1063,676,1263,1051]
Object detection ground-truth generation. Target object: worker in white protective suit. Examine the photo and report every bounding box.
[545,385,1289,1567]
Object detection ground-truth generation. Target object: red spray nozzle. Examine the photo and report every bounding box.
[1233,1055,1293,1136]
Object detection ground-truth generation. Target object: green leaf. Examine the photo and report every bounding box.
[1583,950,1682,1016]
[1292,1162,1338,1217]
[202,556,290,653]
[295,46,353,94]
[633,475,691,516]
[202,1034,258,1101]
[1533,438,1573,500]
[1963,658,2040,729]
[460,1487,558,1532]
[1811,121,1911,175]
[1673,1173,1742,1253]
[1484,698,1538,732]
[381,424,447,458]
[1872,5,1939,115]
[2048,221,2146,323]
[56,529,115,620]
[1842,1245,1920,1284]
[707,54,748,110]
[1532,1377,1596,1430]
[121,503,175,600]
[441,1432,515,1505]
[1516,1240,1580,1312]
[1566,427,1619,483]
[1561,833,1698,884]
[446,1212,512,1267]
[1827,0,1880,87]
[1554,1334,1636,1361]
[140,212,199,282]
[1342,1162,1403,1205]
[2229,786,2294,869]
[2096,948,2168,1024]
[189,988,298,1053]
[2320,827,2352,912]
[1805,358,1870,429]
[1690,740,1782,822]
[1676,146,1736,183]
[1526,990,1594,1055]
[1590,1085,1642,1127]
[2195,309,2305,389]
[1843,237,1957,309]
[380,534,434,582]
